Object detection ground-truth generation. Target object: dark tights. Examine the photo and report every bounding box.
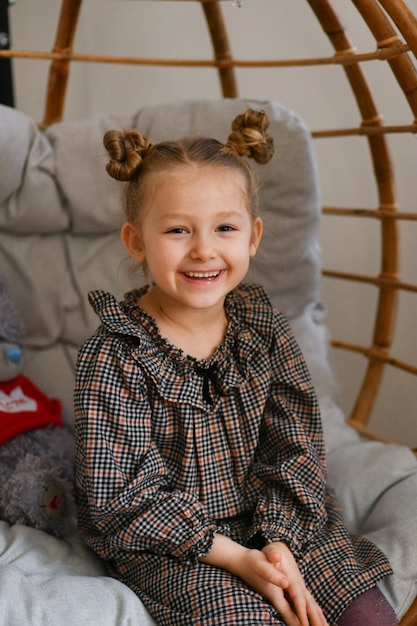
[337,587,398,625]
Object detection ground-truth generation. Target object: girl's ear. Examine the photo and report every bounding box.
[249,217,263,258]
[121,222,146,263]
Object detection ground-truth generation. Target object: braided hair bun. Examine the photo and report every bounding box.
[103,129,151,181]
[226,109,274,165]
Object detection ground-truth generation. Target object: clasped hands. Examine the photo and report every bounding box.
[201,534,329,626]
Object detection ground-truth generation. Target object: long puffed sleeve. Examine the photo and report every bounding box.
[244,311,328,557]
[75,331,217,564]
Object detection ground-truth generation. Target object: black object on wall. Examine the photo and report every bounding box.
[0,0,14,107]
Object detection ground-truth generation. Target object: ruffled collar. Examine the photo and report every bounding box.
[89,285,270,407]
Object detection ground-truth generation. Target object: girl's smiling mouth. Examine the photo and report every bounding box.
[183,270,223,281]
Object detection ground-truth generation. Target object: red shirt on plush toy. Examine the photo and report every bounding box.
[0,285,63,444]
[0,277,74,537]
[0,343,63,445]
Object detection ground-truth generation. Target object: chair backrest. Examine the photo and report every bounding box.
[2,4,417,622]
[2,1,417,446]
[0,97,322,418]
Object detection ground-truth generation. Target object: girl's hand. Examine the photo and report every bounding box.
[262,541,329,626]
[200,534,328,626]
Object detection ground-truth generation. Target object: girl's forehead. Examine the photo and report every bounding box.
[142,165,246,202]
[138,164,253,222]
[151,163,245,185]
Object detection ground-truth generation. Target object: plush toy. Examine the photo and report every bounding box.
[0,277,75,537]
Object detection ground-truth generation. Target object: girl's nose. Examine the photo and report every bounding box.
[189,234,217,260]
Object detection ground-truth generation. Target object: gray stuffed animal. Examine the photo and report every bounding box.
[0,277,75,537]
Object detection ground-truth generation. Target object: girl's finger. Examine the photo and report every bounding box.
[306,593,330,626]
[283,582,309,626]
[269,592,301,626]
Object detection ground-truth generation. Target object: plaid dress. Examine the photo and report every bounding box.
[75,284,392,626]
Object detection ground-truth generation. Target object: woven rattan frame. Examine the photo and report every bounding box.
[2,1,416,623]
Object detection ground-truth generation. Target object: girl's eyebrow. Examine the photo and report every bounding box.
[216,210,246,220]
[159,210,245,221]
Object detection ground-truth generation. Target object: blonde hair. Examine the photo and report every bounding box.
[103,108,274,223]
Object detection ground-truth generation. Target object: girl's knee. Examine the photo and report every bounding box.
[337,587,398,626]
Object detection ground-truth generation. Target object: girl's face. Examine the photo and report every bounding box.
[121,165,263,317]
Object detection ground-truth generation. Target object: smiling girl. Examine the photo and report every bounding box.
[75,109,396,625]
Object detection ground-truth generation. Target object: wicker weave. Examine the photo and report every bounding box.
[2,1,417,623]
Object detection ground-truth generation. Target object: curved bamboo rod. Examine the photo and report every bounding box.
[323,207,417,220]
[38,0,237,127]
[313,123,417,136]
[4,0,413,438]
[377,0,417,59]
[322,270,417,294]
[331,340,417,376]
[4,1,417,622]
[399,599,417,626]
[40,0,82,128]
[352,0,417,115]
[307,0,400,427]
[201,1,238,97]
[0,41,412,66]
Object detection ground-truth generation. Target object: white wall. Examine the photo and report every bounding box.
[8,0,417,445]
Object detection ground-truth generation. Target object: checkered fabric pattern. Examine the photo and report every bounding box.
[75,284,392,625]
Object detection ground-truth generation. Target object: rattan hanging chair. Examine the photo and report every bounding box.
[2,1,417,624]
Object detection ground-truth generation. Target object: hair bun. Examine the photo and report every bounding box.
[226,109,274,165]
[103,129,151,181]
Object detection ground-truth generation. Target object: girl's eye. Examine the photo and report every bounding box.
[167,227,187,234]
[217,225,236,232]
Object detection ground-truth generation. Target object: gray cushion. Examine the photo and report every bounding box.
[0,99,321,413]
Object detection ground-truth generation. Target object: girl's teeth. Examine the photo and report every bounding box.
[185,271,220,278]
